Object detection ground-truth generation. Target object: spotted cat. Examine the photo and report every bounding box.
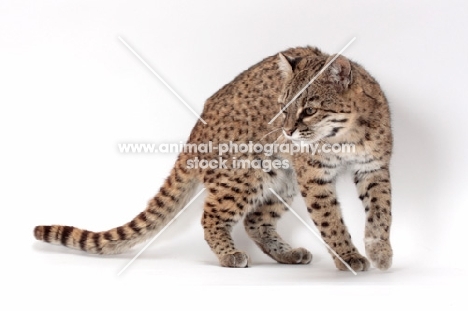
[34,46,393,271]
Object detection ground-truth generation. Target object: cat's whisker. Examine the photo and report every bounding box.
[272,133,285,145]
[260,127,282,142]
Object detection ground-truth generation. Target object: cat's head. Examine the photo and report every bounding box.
[277,53,354,143]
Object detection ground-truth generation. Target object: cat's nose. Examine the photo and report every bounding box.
[283,128,295,136]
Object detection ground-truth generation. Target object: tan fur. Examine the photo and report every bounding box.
[34,46,393,271]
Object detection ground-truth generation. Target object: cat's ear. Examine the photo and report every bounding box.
[325,54,353,93]
[277,53,301,80]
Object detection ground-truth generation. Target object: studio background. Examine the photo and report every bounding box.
[1,0,467,309]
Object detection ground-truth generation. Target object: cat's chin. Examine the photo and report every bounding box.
[287,137,319,145]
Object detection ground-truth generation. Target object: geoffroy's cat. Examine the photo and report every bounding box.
[34,46,393,271]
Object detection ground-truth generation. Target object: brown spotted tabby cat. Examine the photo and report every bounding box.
[34,46,393,271]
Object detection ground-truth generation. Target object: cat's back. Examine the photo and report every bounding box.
[191,46,323,143]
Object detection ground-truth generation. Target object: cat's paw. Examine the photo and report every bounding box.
[334,253,370,272]
[219,251,250,268]
[276,247,313,264]
[365,239,393,270]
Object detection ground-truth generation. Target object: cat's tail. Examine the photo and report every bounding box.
[33,154,200,254]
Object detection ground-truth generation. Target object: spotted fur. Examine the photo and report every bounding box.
[34,46,393,271]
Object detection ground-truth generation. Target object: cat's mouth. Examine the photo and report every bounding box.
[283,134,318,145]
[282,129,317,143]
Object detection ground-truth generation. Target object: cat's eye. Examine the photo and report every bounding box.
[304,107,316,116]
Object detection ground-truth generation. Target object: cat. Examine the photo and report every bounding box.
[34,46,393,271]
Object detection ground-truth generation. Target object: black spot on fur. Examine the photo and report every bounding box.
[311,203,321,210]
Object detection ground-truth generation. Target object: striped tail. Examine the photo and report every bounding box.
[33,156,199,254]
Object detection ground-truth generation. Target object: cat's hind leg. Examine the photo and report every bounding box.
[202,187,249,268]
[244,197,312,265]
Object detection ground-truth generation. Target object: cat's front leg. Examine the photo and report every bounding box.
[295,156,369,272]
[354,166,393,270]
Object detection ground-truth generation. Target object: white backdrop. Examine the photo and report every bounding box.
[1,0,467,309]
